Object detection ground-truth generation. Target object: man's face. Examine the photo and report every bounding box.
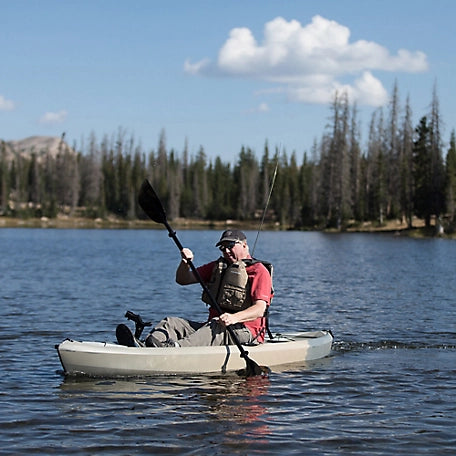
[218,241,247,263]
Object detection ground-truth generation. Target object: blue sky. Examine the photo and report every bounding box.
[1,0,455,163]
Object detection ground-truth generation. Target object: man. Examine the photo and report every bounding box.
[117,230,272,347]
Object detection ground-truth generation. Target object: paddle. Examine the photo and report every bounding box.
[138,178,269,377]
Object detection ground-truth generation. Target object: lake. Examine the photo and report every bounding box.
[1,228,455,455]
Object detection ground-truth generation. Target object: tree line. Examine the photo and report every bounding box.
[1,82,456,232]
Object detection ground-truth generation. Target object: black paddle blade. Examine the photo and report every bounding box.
[138,179,167,224]
[236,358,271,378]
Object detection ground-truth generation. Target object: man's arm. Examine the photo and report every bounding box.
[218,300,267,326]
[175,248,198,285]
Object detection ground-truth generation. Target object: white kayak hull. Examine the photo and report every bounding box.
[56,331,333,377]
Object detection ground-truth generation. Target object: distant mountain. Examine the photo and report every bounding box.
[1,135,74,162]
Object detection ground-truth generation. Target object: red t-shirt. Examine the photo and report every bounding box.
[197,259,272,343]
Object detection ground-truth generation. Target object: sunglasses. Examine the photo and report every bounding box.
[218,241,240,252]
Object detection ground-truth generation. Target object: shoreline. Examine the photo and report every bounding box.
[0,215,454,238]
[0,216,265,231]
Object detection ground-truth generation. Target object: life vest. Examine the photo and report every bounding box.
[201,257,273,313]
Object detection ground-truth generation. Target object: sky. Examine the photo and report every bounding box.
[1,0,455,163]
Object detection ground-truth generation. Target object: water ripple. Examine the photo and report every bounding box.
[1,229,456,455]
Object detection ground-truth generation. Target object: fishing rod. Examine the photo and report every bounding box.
[251,154,279,257]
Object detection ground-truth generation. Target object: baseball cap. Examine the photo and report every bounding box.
[215,229,247,246]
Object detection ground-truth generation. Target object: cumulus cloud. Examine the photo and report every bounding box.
[0,94,15,111]
[38,110,68,125]
[185,15,428,107]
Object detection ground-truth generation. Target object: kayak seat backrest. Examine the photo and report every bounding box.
[248,258,275,340]
[246,258,274,297]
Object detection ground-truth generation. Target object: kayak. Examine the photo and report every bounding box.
[56,330,333,377]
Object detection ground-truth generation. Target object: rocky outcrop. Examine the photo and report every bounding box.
[1,135,73,162]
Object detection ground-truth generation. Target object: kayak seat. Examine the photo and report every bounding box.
[116,324,136,347]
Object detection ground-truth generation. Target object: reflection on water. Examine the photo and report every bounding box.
[57,374,272,454]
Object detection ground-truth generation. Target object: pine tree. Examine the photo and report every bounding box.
[286,151,300,227]
[101,135,116,215]
[349,103,363,221]
[180,139,193,218]
[27,153,41,211]
[167,149,182,221]
[79,132,104,217]
[259,141,271,211]
[321,91,351,228]
[131,147,146,219]
[386,81,401,219]
[367,108,388,224]
[155,128,169,205]
[413,116,433,226]
[399,96,414,228]
[445,130,456,225]
[42,153,57,218]
[192,146,209,218]
[428,82,445,225]
[0,142,9,214]
[299,151,314,227]
[235,146,259,220]
[207,156,232,220]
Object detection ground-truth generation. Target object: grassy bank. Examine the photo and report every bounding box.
[0,215,269,231]
[0,215,454,238]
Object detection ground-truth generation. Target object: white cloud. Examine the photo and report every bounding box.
[184,57,210,75]
[185,15,428,107]
[38,110,68,125]
[352,71,389,106]
[246,102,270,114]
[0,94,15,111]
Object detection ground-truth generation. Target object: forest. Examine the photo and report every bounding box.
[1,83,456,233]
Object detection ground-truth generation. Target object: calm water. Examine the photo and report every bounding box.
[1,228,455,455]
